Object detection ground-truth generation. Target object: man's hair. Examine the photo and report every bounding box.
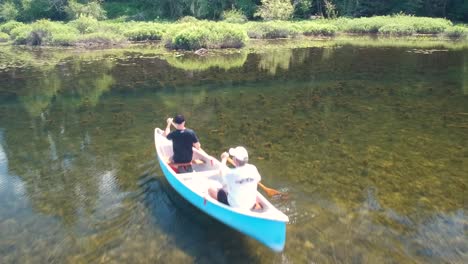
[174,114,185,124]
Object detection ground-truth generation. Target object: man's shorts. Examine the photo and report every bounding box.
[217,189,229,205]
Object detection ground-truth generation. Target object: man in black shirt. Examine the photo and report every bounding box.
[163,114,201,172]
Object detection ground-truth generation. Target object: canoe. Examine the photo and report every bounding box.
[154,128,289,252]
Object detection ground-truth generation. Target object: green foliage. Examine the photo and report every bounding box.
[165,21,248,50]
[103,1,140,19]
[245,21,300,39]
[299,22,338,36]
[323,0,338,19]
[340,15,452,34]
[0,32,10,42]
[177,16,199,23]
[68,16,100,34]
[66,1,107,20]
[0,20,24,34]
[221,9,247,24]
[409,17,452,34]
[10,19,78,45]
[0,1,19,21]
[444,26,468,39]
[255,0,294,21]
[123,22,165,41]
[293,0,313,19]
[342,16,388,33]
[379,23,415,36]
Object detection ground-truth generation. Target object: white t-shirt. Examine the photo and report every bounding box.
[223,164,261,209]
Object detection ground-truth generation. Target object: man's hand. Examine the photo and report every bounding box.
[221,152,229,160]
[166,118,173,126]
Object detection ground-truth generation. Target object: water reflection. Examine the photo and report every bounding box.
[0,43,466,263]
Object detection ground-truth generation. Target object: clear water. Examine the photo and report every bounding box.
[0,41,467,263]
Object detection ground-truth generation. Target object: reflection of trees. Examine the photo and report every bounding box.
[258,49,292,75]
[18,71,61,116]
[257,48,310,75]
[15,59,115,117]
[164,51,248,71]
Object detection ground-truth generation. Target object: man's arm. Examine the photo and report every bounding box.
[219,152,229,177]
[163,118,173,137]
[193,141,201,150]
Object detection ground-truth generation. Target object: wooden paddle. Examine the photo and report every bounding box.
[226,157,284,197]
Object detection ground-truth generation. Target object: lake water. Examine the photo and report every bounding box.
[0,39,467,263]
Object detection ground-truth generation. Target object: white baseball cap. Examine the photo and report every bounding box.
[229,146,248,162]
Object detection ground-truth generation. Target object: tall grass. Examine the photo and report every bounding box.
[0,32,9,42]
[165,21,248,50]
[336,15,452,35]
[244,21,300,39]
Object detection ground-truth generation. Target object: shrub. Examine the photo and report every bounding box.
[379,24,415,36]
[177,16,198,23]
[245,22,299,39]
[222,9,248,24]
[0,32,9,42]
[255,0,294,21]
[300,23,337,36]
[0,20,23,34]
[342,17,387,33]
[444,26,468,39]
[68,16,100,34]
[409,17,451,34]
[50,33,78,46]
[165,22,247,50]
[123,23,165,41]
[10,19,78,45]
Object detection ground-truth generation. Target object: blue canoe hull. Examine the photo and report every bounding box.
[157,154,287,252]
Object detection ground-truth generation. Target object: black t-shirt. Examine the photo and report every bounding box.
[167,129,199,163]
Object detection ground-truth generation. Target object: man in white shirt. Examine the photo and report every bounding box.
[208,146,262,210]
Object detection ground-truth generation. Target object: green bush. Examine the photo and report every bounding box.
[222,9,248,24]
[379,23,415,36]
[166,22,247,50]
[299,23,338,36]
[50,33,78,46]
[245,22,299,39]
[68,16,100,34]
[0,32,9,42]
[10,19,78,45]
[444,26,468,39]
[408,17,451,34]
[342,16,388,33]
[0,21,23,34]
[177,16,198,23]
[123,22,165,41]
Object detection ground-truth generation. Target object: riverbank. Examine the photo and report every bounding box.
[0,15,467,50]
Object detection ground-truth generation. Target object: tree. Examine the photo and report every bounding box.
[0,1,19,21]
[255,0,294,20]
